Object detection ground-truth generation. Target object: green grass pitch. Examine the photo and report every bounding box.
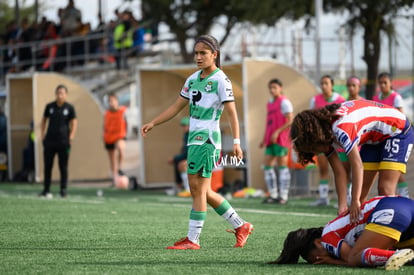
[0,183,411,274]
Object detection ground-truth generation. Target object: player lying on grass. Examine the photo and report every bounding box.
[269,196,414,270]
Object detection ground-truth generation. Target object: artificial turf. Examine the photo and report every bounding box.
[0,183,411,274]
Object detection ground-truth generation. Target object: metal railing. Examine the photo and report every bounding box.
[0,30,157,85]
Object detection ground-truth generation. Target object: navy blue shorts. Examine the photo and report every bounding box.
[360,121,414,173]
[365,196,414,245]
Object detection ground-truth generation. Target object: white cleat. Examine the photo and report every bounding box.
[309,198,330,206]
[385,249,414,271]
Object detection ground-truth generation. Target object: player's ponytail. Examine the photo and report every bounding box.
[268,227,323,264]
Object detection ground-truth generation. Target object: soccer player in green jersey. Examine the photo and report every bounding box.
[141,34,253,250]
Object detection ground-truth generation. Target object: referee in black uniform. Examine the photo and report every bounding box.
[39,84,77,198]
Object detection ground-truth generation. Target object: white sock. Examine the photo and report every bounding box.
[221,207,245,229]
[264,168,278,198]
[319,184,329,199]
[347,183,352,205]
[187,219,204,244]
[180,172,190,192]
[278,167,291,201]
[398,187,410,198]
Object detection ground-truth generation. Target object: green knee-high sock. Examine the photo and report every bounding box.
[214,200,245,229]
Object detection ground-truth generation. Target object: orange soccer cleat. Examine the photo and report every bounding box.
[227,222,254,248]
[166,237,200,250]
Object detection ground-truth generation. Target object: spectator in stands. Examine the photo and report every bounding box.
[3,38,18,74]
[141,2,159,44]
[113,10,134,70]
[4,20,18,43]
[132,19,146,54]
[70,19,91,65]
[16,17,35,70]
[94,19,117,65]
[60,0,82,36]
[34,17,49,41]
[38,22,60,71]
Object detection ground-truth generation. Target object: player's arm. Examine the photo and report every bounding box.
[320,230,353,266]
[346,145,363,222]
[394,94,404,113]
[280,111,293,131]
[224,101,242,160]
[41,117,47,140]
[337,240,353,264]
[69,118,78,142]
[124,113,128,136]
[316,240,352,265]
[314,255,350,266]
[141,96,188,137]
[327,150,348,215]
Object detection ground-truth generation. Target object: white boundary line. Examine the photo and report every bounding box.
[0,191,335,218]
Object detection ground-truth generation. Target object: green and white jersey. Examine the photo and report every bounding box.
[180,68,234,149]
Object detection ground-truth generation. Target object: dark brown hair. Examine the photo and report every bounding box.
[269,78,283,87]
[107,92,118,99]
[290,104,341,164]
[377,72,391,80]
[321,74,334,86]
[268,227,323,264]
[55,84,68,93]
[194,34,221,68]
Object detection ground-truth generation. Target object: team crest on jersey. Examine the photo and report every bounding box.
[49,108,54,114]
[205,82,213,92]
[63,108,69,116]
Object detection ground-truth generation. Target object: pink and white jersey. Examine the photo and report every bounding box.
[332,100,408,154]
[310,92,345,109]
[321,196,383,258]
[373,90,403,109]
[263,96,293,147]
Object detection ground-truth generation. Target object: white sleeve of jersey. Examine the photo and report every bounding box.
[393,94,404,109]
[281,99,293,114]
[219,74,234,102]
[180,77,191,99]
[333,125,358,154]
[309,97,316,109]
